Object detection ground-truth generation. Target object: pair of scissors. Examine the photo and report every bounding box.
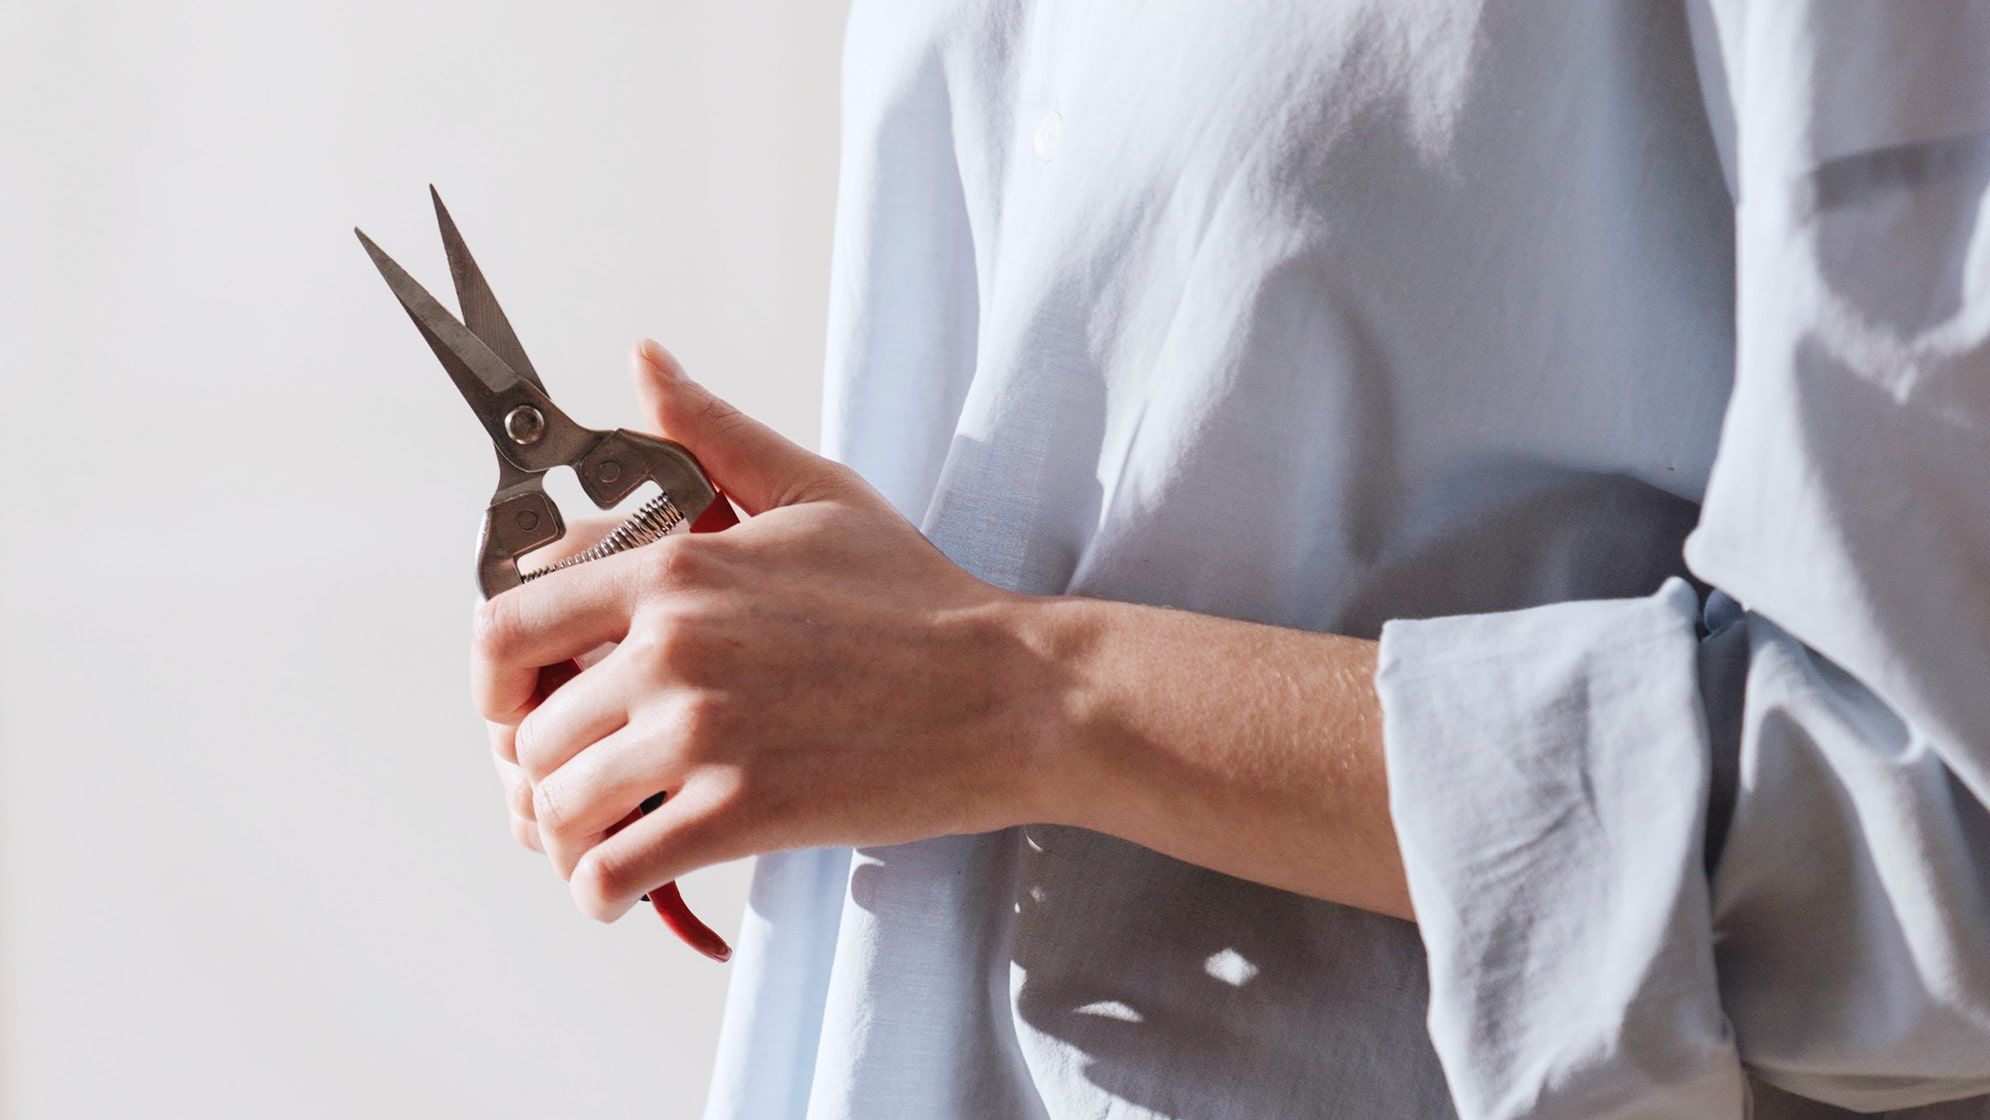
[357,188,735,961]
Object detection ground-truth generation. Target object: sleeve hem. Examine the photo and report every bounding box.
[1377,578,1745,1120]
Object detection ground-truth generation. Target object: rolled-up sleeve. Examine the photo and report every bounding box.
[1376,4,1990,1117]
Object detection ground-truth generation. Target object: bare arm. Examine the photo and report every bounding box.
[1023,596,1408,918]
[477,339,1409,924]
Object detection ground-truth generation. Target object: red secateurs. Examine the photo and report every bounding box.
[359,188,735,960]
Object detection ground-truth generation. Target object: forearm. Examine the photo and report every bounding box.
[489,345,1414,926]
[1011,595,1413,921]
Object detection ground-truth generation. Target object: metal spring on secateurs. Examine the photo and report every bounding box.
[521,492,687,582]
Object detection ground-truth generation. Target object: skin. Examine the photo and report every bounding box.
[481,339,1414,926]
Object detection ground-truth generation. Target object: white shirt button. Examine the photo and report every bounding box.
[1032,109,1063,160]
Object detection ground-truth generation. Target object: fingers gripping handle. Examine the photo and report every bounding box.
[642,491,736,958]
[535,491,740,962]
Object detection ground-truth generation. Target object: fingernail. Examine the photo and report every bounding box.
[638,338,679,378]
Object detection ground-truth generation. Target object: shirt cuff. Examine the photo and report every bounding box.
[1375,577,1746,1120]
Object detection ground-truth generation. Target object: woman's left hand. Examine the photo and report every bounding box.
[472,340,1061,921]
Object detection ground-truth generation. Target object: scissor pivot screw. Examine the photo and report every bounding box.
[504,405,545,446]
[596,460,622,483]
[515,510,540,531]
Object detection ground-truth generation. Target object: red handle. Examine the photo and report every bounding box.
[689,493,740,534]
[541,491,741,961]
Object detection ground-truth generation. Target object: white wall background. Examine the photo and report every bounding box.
[0,3,847,1116]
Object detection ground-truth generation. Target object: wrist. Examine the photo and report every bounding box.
[989,592,1117,831]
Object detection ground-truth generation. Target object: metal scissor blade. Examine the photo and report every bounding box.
[358,226,591,473]
[429,186,545,391]
[356,226,527,410]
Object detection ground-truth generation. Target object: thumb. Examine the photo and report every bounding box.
[630,338,845,515]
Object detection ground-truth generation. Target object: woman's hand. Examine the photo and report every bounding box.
[474,340,1062,921]
[478,339,1410,926]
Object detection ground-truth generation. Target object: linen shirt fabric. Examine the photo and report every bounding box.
[705,4,1990,1118]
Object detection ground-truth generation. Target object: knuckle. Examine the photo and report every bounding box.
[571,851,632,923]
[825,462,880,504]
[618,623,666,667]
[488,721,518,766]
[531,779,575,840]
[511,717,550,781]
[824,459,861,488]
[510,816,542,852]
[636,539,708,594]
[506,773,535,820]
[625,612,704,676]
[472,595,522,662]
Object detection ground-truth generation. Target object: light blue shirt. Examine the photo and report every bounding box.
[706,4,1990,1117]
